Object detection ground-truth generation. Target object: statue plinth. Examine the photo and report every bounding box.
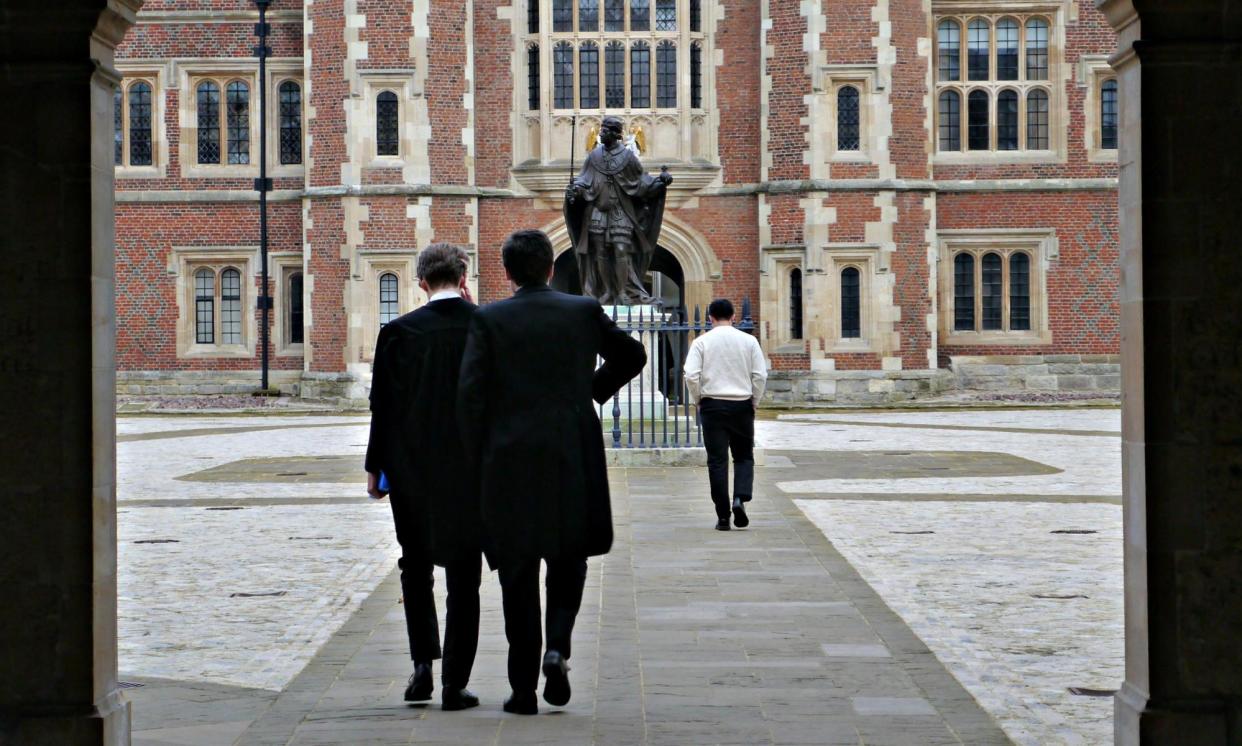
[599,304,671,425]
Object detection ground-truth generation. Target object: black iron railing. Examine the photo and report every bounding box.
[600,298,754,449]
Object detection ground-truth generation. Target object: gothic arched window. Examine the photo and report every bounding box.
[379,273,400,326]
[841,267,861,339]
[953,253,974,331]
[656,40,677,108]
[981,252,1003,331]
[128,81,153,166]
[1027,88,1049,149]
[376,91,399,156]
[938,90,960,151]
[789,268,803,340]
[837,85,860,151]
[580,42,600,108]
[554,42,575,108]
[997,89,1018,150]
[630,41,651,108]
[278,80,302,165]
[996,18,1019,80]
[1101,79,1118,150]
[967,90,989,150]
[225,80,250,165]
[196,81,221,164]
[967,18,989,80]
[937,20,960,81]
[195,268,215,344]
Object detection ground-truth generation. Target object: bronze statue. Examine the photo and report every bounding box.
[564,116,672,305]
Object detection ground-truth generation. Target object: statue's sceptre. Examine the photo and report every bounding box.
[569,115,577,186]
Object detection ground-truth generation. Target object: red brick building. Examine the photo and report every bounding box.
[114,0,1120,402]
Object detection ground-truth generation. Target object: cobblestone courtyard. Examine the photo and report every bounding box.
[118,408,1122,745]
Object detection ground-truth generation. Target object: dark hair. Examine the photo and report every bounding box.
[502,229,554,287]
[416,243,469,289]
[708,298,735,321]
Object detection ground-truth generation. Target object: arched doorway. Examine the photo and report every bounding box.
[551,245,686,312]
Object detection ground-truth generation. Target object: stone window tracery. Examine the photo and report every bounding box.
[934,10,1059,156]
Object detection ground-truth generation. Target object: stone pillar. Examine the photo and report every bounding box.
[0,2,139,744]
[1099,1,1242,743]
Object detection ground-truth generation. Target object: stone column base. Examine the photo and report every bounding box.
[1115,681,1230,745]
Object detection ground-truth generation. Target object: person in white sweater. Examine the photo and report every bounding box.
[683,299,768,530]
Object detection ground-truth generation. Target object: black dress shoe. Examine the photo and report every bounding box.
[404,662,433,702]
[542,650,571,706]
[503,691,538,715]
[732,497,749,528]
[442,687,480,711]
[715,517,731,531]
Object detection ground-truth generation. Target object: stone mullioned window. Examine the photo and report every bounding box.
[934,11,1060,161]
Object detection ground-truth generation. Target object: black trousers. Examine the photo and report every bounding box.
[699,397,755,519]
[497,557,588,695]
[391,497,481,689]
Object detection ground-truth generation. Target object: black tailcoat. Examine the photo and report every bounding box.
[365,297,480,566]
[457,285,646,567]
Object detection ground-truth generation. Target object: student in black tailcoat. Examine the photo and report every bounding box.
[458,229,646,715]
[365,243,482,712]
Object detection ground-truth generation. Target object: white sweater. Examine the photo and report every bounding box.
[683,325,768,404]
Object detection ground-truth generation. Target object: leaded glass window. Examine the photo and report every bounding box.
[1027,88,1049,149]
[220,268,242,345]
[938,20,960,82]
[528,0,539,33]
[630,41,650,109]
[226,80,250,165]
[553,0,572,32]
[841,267,861,339]
[837,86,860,151]
[128,81,153,166]
[655,0,676,31]
[953,253,974,331]
[690,0,701,32]
[603,0,623,31]
[554,42,575,108]
[379,273,400,326]
[967,90,988,150]
[690,43,702,109]
[579,0,598,32]
[1010,252,1031,331]
[629,0,648,31]
[580,42,600,109]
[197,81,221,164]
[656,41,676,108]
[605,41,626,107]
[938,91,960,151]
[278,81,302,166]
[967,19,989,81]
[113,88,123,166]
[376,91,399,156]
[789,268,803,340]
[1025,18,1048,80]
[528,45,541,110]
[981,253,1002,331]
[996,18,1019,81]
[1101,79,1118,150]
[997,89,1018,150]
[288,271,305,344]
[195,268,215,344]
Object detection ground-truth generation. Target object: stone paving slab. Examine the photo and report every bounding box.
[128,462,1010,745]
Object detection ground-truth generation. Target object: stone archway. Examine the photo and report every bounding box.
[544,213,722,313]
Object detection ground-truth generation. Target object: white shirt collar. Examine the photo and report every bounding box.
[429,290,461,303]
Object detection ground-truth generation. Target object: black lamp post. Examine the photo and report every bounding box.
[253,0,272,392]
